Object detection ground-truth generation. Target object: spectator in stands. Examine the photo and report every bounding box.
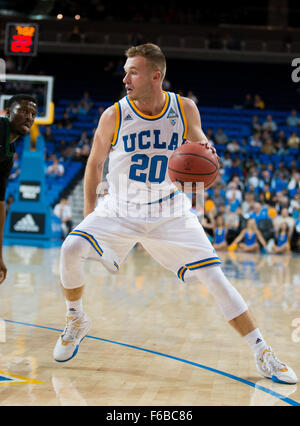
[44,125,54,142]
[213,214,227,250]
[78,130,90,147]
[230,159,244,180]
[250,115,260,133]
[226,139,240,153]
[214,128,228,144]
[239,138,248,155]
[287,131,300,148]
[275,139,287,155]
[57,139,67,158]
[253,94,265,109]
[267,222,291,254]
[273,191,289,213]
[187,90,198,104]
[261,137,275,155]
[212,185,225,211]
[261,183,273,205]
[273,162,290,181]
[266,162,275,179]
[262,115,277,134]
[249,202,268,225]
[261,129,271,144]
[78,91,93,113]
[241,191,255,218]
[201,208,215,242]
[230,218,267,253]
[260,169,272,187]
[66,101,78,117]
[77,100,89,115]
[243,94,253,109]
[249,132,262,148]
[60,112,73,129]
[93,106,105,124]
[46,155,64,178]
[224,209,240,244]
[286,109,300,127]
[74,143,91,165]
[226,181,242,204]
[276,129,287,146]
[289,193,300,219]
[274,207,295,236]
[247,169,260,191]
[288,172,300,194]
[231,175,245,192]
[206,128,214,145]
[53,197,73,239]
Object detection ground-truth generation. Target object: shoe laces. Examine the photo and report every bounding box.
[61,314,81,342]
[261,347,287,374]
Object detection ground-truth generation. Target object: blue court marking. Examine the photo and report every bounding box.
[0,376,12,382]
[4,319,300,406]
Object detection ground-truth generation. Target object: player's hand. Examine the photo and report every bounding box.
[0,258,7,284]
[189,139,217,155]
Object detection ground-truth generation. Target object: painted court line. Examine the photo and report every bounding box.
[4,319,300,406]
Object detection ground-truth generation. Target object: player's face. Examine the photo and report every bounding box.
[8,100,38,136]
[123,56,154,100]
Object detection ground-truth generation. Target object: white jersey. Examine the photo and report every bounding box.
[105,91,187,207]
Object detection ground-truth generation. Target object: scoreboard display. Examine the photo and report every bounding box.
[5,23,39,56]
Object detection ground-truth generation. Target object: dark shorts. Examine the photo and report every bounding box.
[0,159,13,201]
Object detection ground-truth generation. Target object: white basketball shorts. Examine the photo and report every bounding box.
[68,194,221,283]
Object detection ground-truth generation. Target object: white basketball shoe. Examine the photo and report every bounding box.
[53,312,91,362]
[255,347,297,384]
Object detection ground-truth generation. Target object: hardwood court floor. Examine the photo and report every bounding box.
[0,244,300,406]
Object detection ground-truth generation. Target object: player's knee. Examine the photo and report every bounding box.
[195,266,248,321]
[61,235,89,262]
[60,236,89,290]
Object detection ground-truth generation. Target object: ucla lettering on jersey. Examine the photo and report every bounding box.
[105,91,188,206]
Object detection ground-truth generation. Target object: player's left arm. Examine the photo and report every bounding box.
[181,97,217,155]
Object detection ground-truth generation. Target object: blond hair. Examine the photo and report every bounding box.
[125,43,166,81]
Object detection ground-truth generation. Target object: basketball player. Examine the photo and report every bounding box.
[53,44,297,384]
[0,94,38,284]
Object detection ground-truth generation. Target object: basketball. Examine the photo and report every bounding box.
[168,142,219,190]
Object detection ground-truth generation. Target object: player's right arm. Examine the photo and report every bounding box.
[83,105,116,218]
[0,167,10,284]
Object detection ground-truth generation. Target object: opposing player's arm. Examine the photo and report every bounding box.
[181,97,217,154]
[0,200,7,284]
[0,171,10,284]
[83,105,116,217]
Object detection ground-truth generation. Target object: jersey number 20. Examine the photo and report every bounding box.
[129,154,168,184]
